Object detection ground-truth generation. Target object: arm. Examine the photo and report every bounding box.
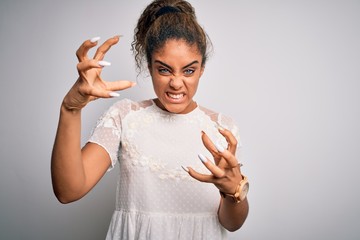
[51,36,135,203]
[187,128,249,231]
[51,104,111,203]
[218,185,249,231]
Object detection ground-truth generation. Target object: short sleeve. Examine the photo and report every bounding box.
[88,101,123,171]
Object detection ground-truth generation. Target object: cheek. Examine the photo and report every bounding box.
[152,76,167,92]
[187,78,200,93]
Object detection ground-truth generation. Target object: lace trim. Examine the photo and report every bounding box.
[121,135,194,181]
[90,99,242,175]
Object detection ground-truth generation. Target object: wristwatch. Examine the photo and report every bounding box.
[220,174,249,203]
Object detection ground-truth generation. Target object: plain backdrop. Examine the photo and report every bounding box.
[1,0,360,239]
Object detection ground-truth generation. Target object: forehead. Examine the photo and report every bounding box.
[152,39,202,61]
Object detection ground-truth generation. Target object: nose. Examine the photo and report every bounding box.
[169,76,183,90]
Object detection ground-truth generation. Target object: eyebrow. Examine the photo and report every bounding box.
[154,60,199,70]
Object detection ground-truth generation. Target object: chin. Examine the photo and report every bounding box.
[164,104,186,114]
[155,96,195,114]
[165,101,196,114]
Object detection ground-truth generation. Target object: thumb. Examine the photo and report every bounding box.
[106,80,136,92]
[86,87,121,99]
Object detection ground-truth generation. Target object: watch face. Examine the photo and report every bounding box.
[240,182,249,201]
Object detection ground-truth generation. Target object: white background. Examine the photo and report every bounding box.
[1,0,359,239]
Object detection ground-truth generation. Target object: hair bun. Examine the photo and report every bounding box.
[155,6,181,18]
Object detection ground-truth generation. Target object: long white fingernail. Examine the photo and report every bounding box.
[181,166,189,172]
[90,36,101,43]
[215,143,225,153]
[198,153,208,163]
[109,92,120,97]
[215,123,225,131]
[98,61,111,67]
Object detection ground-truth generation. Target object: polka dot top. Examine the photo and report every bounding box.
[89,99,241,240]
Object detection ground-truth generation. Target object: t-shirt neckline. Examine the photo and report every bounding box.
[150,99,200,117]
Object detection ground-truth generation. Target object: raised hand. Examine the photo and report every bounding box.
[187,127,244,195]
[63,36,136,111]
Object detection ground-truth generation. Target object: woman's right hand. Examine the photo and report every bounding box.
[62,36,136,111]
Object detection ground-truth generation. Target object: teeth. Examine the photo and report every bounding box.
[168,93,183,99]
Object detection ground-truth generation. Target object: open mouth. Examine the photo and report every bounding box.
[167,92,184,100]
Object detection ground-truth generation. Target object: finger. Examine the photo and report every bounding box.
[93,35,120,60]
[78,83,120,99]
[187,167,214,183]
[76,37,100,62]
[201,131,222,164]
[77,59,105,72]
[218,127,238,155]
[105,80,136,92]
[87,87,120,99]
[214,143,239,169]
[198,154,225,178]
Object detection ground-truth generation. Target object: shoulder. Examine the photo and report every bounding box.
[110,98,135,109]
[198,104,240,139]
[198,105,237,127]
[110,98,152,111]
[108,98,153,115]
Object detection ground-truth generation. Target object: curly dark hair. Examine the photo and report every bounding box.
[131,0,211,74]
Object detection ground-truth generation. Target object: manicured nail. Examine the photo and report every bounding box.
[131,82,137,87]
[198,153,208,163]
[90,36,101,43]
[109,92,120,97]
[181,166,189,172]
[215,123,225,131]
[98,60,111,67]
[215,143,225,153]
[114,35,123,39]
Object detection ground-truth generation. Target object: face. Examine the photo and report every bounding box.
[149,39,205,114]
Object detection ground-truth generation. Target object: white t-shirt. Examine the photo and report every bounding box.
[89,99,241,240]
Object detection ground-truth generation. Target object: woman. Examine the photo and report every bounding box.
[51,0,249,239]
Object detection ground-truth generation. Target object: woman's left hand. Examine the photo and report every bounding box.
[187,128,243,195]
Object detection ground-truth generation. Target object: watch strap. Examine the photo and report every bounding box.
[220,174,249,203]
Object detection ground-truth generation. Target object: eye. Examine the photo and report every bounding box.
[158,68,171,75]
[184,69,195,76]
